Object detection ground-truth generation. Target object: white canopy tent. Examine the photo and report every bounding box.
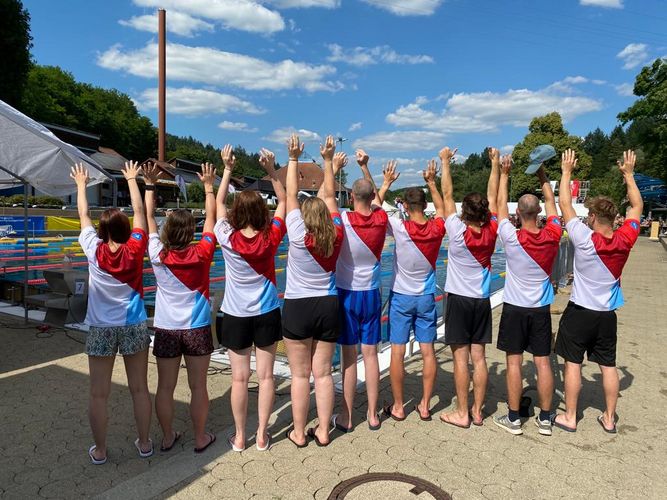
[0,99,116,321]
[385,201,589,218]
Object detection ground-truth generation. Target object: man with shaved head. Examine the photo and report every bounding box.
[333,150,398,432]
[492,158,561,436]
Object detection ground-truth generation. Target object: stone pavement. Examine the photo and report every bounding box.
[1,238,666,499]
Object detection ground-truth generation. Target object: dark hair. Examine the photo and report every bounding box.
[461,192,490,224]
[585,196,617,226]
[229,191,270,232]
[403,187,426,211]
[98,208,131,243]
[161,209,195,251]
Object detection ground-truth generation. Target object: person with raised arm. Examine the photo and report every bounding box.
[332,149,399,433]
[144,162,217,454]
[282,134,345,447]
[552,149,643,434]
[213,145,286,452]
[384,159,446,422]
[440,147,500,429]
[491,156,561,436]
[72,162,152,465]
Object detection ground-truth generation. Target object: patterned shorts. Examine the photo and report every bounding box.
[86,323,151,357]
[153,325,214,358]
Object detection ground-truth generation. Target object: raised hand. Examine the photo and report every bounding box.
[488,147,500,165]
[439,147,458,164]
[259,148,276,173]
[356,149,370,167]
[70,163,89,187]
[500,154,513,175]
[561,149,578,174]
[333,152,348,175]
[288,134,304,161]
[423,159,438,183]
[121,161,141,181]
[198,162,216,187]
[221,144,236,171]
[320,135,336,161]
[617,149,636,176]
[383,160,400,186]
[143,162,163,185]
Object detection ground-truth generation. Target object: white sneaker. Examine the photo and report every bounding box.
[493,414,523,435]
[534,415,553,436]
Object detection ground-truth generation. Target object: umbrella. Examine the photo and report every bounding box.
[0,98,116,322]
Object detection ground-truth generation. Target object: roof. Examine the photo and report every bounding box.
[263,162,348,193]
[89,151,127,172]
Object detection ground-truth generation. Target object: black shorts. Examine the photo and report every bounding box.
[497,303,552,356]
[282,296,339,343]
[218,308,282,351]
[555,302,617,367]
[444,293,492,345]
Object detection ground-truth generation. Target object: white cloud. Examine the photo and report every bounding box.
[580,0,623,8]
[360,0,443,16]
[353,131,446,153]
[501,145,515,154]
[134,87,264,116]
[592,79,607,85]
[349,122,362,132]
[562,76,589,84]
[98,42,342,92]
[617,43,649,70]
[327,44,434,66]
[264,0,340,8]
[119,11,214,37]
[385,84,603,134]
[218,121,259,132]
[615,83,635,96]
[264,127,322,144]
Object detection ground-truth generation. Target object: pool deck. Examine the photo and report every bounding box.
[1,237,666,499]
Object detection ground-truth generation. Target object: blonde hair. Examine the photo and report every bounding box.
[302,197,336,258]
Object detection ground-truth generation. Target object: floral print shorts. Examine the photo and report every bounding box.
[86,323,151,357]
[153,325,214,358]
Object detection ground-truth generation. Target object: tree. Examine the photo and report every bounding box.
[511,112,592,200]
[0,0,32,107]
[618,58,667,182]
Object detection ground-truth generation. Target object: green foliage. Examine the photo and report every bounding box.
[0,0,32,107]
[186,182,204,203]
[0,195,64,207]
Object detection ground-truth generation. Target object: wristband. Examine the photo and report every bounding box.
[144,185,156,191]
[205,190,214,195]
[126,177,137,181]
[289,157,299,162]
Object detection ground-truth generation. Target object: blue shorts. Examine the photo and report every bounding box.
[337,288,382,346]
[387,291,437,344]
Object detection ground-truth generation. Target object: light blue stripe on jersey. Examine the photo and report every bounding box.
[423,269,436,295]
[539,278,554,306]
[190,291,210,328]
[608,281,624,310]
[259,279,280,314]
[481,268,491,298]
[126,290,147,325]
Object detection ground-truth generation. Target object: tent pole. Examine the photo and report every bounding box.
[112,177,118,207]
[23,182,29,324]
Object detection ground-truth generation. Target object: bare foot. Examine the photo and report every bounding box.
[367,410,380,428]
[470,409,484,425]
[439,411,471,428]
[416,403,431,420]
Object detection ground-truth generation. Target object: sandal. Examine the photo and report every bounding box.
[134,438,154,458]
[227,434,244,452]
[597,414,617,434]
[332,414,353,433]
[160,431,182,452]
[551,414,576,433]
[382,404,406,422]
[194,432,217,453]
[307,428,330,447]
[470,412,484,426]
[88,445,107,465]
[256,433,272,452]
[367,412,381,431]
[439,413,471,429]
[415,405,432,422]
[285,428,308,448]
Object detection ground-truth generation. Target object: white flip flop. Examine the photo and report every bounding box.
[88,445,107,465]
[255,433,272,452]
[134,438,154,458]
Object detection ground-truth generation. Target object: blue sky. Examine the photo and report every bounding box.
[24,0,667,187]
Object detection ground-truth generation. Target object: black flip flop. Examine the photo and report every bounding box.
[285,429,308,448]
[597,414,617,434]
[307,428,330,447]
[415,405,432,422]
[332,414,353,433]
[160,431,182,452]
[439,413,471,429]
[194,433,217,453]
[551,415,576,433]
[367,412,381,431]
[382,404,406,422]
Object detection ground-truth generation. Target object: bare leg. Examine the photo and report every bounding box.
[184,354,212,449]
[338,344,358,430]
[418,342,436,418]
[389,343,407,418]
[284,338,312,445]
[311,340,336,445]
[533,355,554,414]
[599,364,619,430]
[361,343,380,427]
[155,356,181,448]
[88,355,115,460]
[440,344,471,426]
[228,348,251,450]
[555,361,581,429]
[255,344,277,448]
[470,344,488,421]
[506,353,523,413]
[123,349,152,452]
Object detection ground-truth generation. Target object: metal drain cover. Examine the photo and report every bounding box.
[328,473,451,499]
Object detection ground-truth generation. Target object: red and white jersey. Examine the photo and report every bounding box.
[336,208,388,291]
[388,217,445,296]
[285,209,344,299]
[567,218,639,311]
[148,233,216,329]
[79,225,147,327]
[498,216,562,308]
[214,217,286,317]
[444,214,498,299]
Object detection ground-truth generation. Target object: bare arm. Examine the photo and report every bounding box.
[355,149,381,207]
[378,160,400,205]
[259,148,287,221]
[438,147,457,217]
[487,147,500,214]
[424,159,445,218]
[286,134,304,214]
[70,163,93,229]
[538,166,557,218]
[142,162,161,234]
[216,144,235,221]
[199,162,217,233]
[122,161,146,232]
[497,155,512,222]
[618,149,643,221]
[319,135,339,214]
[558,149,578,224]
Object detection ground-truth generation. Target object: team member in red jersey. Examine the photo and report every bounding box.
[144,162,217,454]
[72,162,152,465]
[552,150,643,434]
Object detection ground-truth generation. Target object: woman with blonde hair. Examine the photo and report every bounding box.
[283,134,345,447]
[214,145,287,452]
